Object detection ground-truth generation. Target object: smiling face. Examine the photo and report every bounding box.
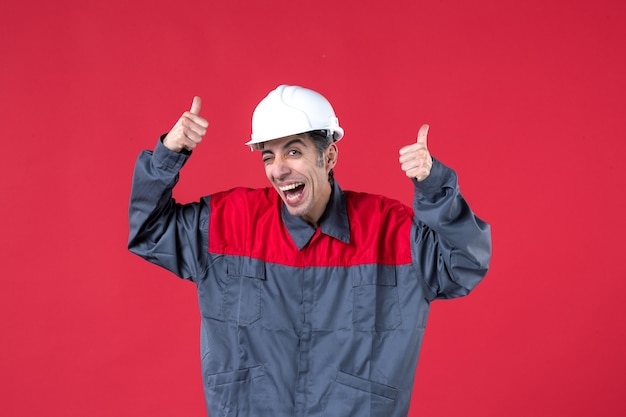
[261,133,337,227]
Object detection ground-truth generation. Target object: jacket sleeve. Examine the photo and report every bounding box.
[411,158,492,301]
[127,138,210,281]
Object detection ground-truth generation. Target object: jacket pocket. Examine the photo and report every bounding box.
[352,265,402,331]
[322,370,398,416]
[223,256,266,325]
[205,365,266,417]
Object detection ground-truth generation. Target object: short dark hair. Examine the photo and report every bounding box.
[306,130,334,165]
[306,130,335,184]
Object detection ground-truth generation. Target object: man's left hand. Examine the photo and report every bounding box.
[399,124,433,182]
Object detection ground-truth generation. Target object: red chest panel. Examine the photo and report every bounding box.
[208,187,413,267]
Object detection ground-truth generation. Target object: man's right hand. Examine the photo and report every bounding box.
[163,96,209,153]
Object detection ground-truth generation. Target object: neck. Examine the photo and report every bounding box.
[304,181,333,228]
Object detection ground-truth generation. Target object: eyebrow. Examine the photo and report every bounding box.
[261,138,308,156]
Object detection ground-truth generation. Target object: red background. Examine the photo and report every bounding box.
[1,0,625,416]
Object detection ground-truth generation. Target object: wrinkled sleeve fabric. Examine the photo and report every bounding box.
[127,138,209,281]
[411,158,492,301]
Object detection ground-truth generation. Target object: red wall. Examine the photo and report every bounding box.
[1,0,625,416]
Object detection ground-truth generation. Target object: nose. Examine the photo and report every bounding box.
[269,155,290,180]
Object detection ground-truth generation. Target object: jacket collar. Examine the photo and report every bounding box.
[281,181,351,250]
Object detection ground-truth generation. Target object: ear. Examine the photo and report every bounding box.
[326,143,338,170]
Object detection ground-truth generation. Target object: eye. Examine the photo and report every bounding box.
[288,149,300,157]
[262,155,274,164]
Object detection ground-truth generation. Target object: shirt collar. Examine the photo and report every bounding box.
[281,181,351,250]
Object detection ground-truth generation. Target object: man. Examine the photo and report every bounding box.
[128,85,491,416]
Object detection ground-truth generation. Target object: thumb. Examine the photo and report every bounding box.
[190,96,202,115]
[417,124,429,146]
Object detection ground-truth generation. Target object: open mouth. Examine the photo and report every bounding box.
[279,182,305,203]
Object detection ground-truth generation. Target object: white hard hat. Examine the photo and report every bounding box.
[246,85,344,146]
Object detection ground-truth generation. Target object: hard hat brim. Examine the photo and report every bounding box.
[245,127,344,147]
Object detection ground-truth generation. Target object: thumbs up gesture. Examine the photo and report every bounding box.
[163,96,209,153]
[399,124,433,182]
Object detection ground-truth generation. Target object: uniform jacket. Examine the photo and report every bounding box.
[128,139,492,417]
